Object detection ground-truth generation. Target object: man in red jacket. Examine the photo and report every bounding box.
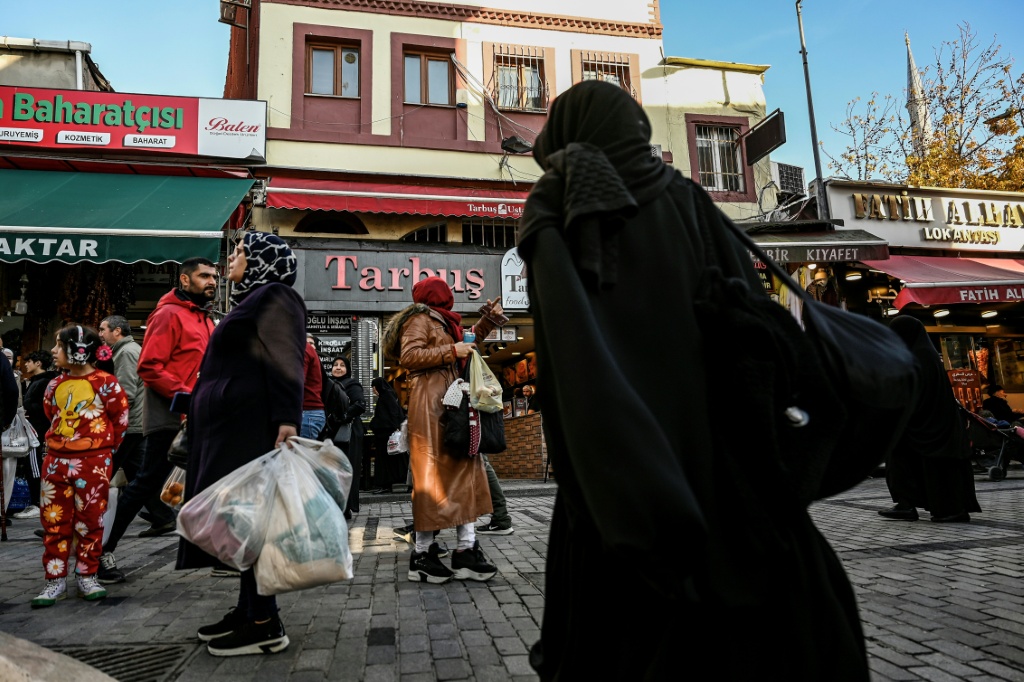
[98,257,217,584]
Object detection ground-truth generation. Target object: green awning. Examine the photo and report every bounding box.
[0,169,254,264]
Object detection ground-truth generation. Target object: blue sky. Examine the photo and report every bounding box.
[3,0,1022,180]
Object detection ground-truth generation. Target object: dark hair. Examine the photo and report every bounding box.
[180,257,215,279]
[101,315,131,337]
[27,350,53,370]
[987,384,1004,396]
[56,324,102,366]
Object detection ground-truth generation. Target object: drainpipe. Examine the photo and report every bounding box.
[74,46,84,89]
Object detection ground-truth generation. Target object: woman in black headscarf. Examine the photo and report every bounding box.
[328,356,366,517]
[367,377,406,493]
[518,81,869,680]
[879,316,980,522]
[178,231,305,656]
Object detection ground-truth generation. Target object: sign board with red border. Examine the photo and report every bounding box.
[0,86,267,162]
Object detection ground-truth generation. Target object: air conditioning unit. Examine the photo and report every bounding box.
[771,161,806,196]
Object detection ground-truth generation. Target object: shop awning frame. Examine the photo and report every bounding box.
[265,177,528,219]
[862,255,1024,309]
[0,168,254,264]
[746,228,890,263]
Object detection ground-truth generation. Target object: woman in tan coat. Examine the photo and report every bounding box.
[383,276,504,583]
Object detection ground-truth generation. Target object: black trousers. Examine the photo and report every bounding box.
[105,429,176,553]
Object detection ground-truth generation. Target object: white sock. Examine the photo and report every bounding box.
[415,531,433,553]
[456,522,475,551]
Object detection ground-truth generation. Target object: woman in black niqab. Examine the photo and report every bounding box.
[880,316,980,521]
[519,81,869,681]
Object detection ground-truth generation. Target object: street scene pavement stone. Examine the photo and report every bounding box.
[1,473,1024,680]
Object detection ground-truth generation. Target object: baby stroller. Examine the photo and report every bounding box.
[962,407,1024,481]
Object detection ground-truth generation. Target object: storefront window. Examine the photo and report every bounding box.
[989,338,1024,392]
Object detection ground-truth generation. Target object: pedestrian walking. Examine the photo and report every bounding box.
[517,80,870,680]
[367,377,406,494]
[179,231,304,657]
[381,276,504,583]
[475,456,514,535]
[98,258,217,582]
[31,325,128,607]
[878,316,981,523]
[299,334,326,439]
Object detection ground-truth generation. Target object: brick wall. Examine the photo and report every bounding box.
[489,413,549,480]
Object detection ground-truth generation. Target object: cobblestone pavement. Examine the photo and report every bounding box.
[0,473,1023,681]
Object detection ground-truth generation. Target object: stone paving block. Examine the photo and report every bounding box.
[970,660,1024,682]
[474,664,514,682]
[430,639,462,659]
[295,647,334,672]
[981,644,1024,667]
[930,627,999,649]
[922,639,990,662]
[871,643,926,668]
[363,663,397,682]
[909,665,978,682]
[502,654,535,676]
[428,623,457,640]
[876,634,935,656]
[366,644,396,665]
[398,651,432,675]
[435,657,472,680]
[917,651,989,675]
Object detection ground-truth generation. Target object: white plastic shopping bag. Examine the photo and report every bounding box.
[101,486,118,545]
[2,458,15,513]
[2,408,38,458]
[386,420,409,456]
[177,448,280,571]
[288,436,353,511]
[254,443,353,595]
[468,350,503,413]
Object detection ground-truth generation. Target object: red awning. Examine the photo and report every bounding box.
[862,255,1024,309]
[265,178,529,219]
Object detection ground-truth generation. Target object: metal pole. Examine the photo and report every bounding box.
[796,0,827,219]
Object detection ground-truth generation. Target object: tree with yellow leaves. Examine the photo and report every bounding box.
[824,23,1023,191]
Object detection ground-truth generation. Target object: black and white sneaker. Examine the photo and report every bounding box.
[98,553,126,584]
[451,541,498,581]
[475,521,514,536]
[393,523,415,544]
[408,543,454,584]
[206,615,289,656]
[198,607,246,642]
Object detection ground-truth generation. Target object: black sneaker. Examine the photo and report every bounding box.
[475,521,515,536]
[198,607,246,642]
[97,553,126,584]
[206,615,289,655]
[393,523,414,543]
[408,543,454,584]
[451,541,498,581]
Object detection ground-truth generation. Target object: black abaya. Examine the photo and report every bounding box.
[519,81,869,681]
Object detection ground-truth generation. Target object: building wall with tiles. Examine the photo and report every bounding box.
[490,413,548,479]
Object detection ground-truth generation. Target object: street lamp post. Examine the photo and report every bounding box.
[796,0,828,219]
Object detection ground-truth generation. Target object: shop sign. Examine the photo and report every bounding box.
[298,247,503,313]
[500,247,529,310]
[828,181,1024,252]
[0,85,267,161]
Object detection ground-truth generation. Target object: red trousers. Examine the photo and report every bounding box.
[40,452,112,578]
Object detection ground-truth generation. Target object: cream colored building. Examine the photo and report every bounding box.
[220,0,781,397]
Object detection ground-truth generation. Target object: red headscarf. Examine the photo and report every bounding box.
[412,277,463,342]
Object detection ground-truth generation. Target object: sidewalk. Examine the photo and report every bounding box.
[1,473,1024,681]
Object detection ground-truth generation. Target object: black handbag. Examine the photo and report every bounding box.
[442,367,507,457]
[167,418,189,470]
[692,189,917,505]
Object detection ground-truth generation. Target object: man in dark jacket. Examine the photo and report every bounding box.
[99,258,217,582]
[982,384,1024,424]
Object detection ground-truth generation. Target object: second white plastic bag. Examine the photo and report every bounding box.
[255,442,353,595]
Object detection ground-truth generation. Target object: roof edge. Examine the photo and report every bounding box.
[661,56,770,74]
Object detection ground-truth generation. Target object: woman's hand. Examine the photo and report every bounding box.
[275,423,297,448]
[454,342,476,358]
[486,299,505,318]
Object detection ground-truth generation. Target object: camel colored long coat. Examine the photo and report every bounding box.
[398,307,494,531]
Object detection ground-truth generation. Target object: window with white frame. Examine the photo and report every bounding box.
[307,43,360,97]
[493,47,546,112]
[694,124,744,192]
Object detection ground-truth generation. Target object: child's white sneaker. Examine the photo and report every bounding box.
[76,574,108,601]
[31,579,66,608]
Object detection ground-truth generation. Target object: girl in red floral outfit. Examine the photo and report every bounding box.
[31,325,127,608]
